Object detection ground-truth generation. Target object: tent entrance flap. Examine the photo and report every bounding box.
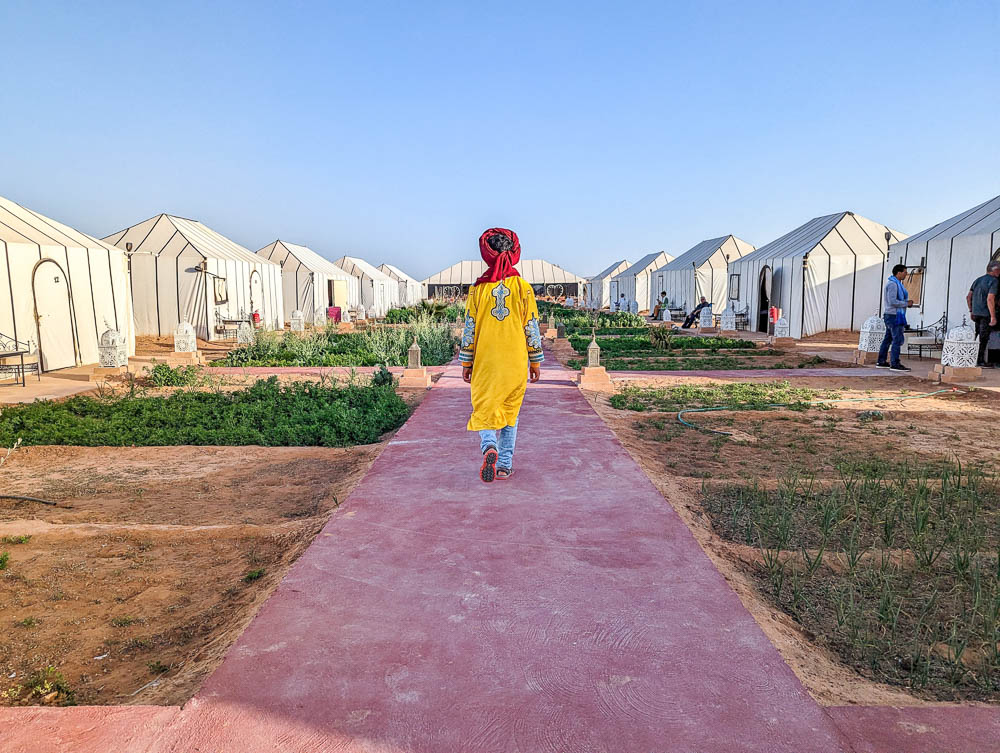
[757,265,771,332]
[249,271,263,314]
[32,259,77,371]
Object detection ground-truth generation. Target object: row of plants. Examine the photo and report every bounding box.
[608,381,834,412]
[211,316,457,368]
[536,301,646,332]
[0,376,409,447]
[567,355,801,371]
[702,462,1000,700]
[384,301,463,324]
[567,333,758,355]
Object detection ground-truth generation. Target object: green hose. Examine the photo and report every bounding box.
[676,388,962,436]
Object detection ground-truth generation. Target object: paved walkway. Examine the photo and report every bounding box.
[2,362,997,752]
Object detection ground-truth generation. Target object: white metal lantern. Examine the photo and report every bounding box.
[858,314,886,352]
[98,326,128,368]
[290,309,305,332]
[237,321,255,345]
[629,300,639,315]
[720,307,736,331]
[941,318,979,368]
[774,316,790,338]
[174,319,197,353]
[699,305,714,328]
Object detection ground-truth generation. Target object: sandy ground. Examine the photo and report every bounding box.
[582,377,999,706]
[0,375,430,707]
[134,335,234,361]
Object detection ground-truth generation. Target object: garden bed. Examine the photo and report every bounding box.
[0,377,409,448]
[0,443,383,706]
[210,321,457,368]
[583,377,1000,705]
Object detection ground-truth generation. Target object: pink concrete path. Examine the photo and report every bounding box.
[3,361,996,752]
[170,361,851,751]
[610,366,898,379]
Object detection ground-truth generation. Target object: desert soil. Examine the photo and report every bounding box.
[582,375,998,706]
[0,439,387,707]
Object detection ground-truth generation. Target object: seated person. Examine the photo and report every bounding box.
[682,297,711,328]
[651,291,667,320]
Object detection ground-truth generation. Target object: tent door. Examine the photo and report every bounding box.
[249,270,263,316]
[329,279,348,308]
[757,266,772,333]
[33,260,78,371]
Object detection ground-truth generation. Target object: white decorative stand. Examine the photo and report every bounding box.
[932,318,982,383]
[770,316,794,347]
[290,309,305,332]
[98,326,128,368]
[237,321,255,345]
[854,314,886,364]
[697,304,717,334]
[720,307,736,335]
[174,319,197,353]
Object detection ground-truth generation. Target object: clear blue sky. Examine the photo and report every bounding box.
[2,0,998,278]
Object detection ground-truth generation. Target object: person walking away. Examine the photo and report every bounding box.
[967,260,1000,367]
[461,228,544,483]
[877,264,917,371]
[683,297,711,328]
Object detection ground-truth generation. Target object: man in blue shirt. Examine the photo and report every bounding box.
[967,260,1000,367]
[877,264,917,371]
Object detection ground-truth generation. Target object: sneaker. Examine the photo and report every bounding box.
[479,446,498,483]
[496,467,513,480]
[889,363,911,372]
[875,361,891,369]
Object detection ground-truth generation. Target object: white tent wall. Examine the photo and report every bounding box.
[731,213,904,338]
[379,264,423,306]
[890,196,1000,331]
[335,256,399,317]
[259,241,360,324]
[610,252,671,312]
[105,215,284,341]
[0,196,134,372]
[585,260,629,309]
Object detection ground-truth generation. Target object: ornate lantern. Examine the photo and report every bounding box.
[290,309,305,332]
[858,314,886,352]
[587,329,601,368]
[174,319,197,353]
[774,316,790,338]
[941,319,978,368]
[408,336,422,368]
[720,307,736,331]
[237,321,255,345]
[699,305,713,328]
[98,325,128,368]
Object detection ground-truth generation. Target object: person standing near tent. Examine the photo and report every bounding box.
[877,264,917,371]
[615,293,627,312]
[967,260,1000,367]
[461,228,544,483]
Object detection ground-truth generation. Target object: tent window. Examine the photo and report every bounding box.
[728,273,740,300]
[904,266,925,306]
[214,278,229,305]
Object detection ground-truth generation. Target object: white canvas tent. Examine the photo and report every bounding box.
[608,252,673,313]
[258,240,359,325]
[889,194,1000,330]
[651,236,754,313]
[0,195,134,372]
[378,263,424,306]
[423,259,586,298]
[585,260,630,309]
[334,256,398,317]
[104,214,283,341]
[729,212,906,338]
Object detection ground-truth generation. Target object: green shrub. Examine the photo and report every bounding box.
[148,362,202,387]
[0,377,410,447]
[213,316,457,368]
[0,552,8,570]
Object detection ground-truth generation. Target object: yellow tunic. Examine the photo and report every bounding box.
[461,276,544,431]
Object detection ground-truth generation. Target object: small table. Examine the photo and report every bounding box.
[220,319,249,339]
[0,350,28,387]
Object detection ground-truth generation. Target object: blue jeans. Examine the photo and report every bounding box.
[479,420,518,469]
[878,313,905,366]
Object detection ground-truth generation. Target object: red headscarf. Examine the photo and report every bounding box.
[475,228,521,285]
